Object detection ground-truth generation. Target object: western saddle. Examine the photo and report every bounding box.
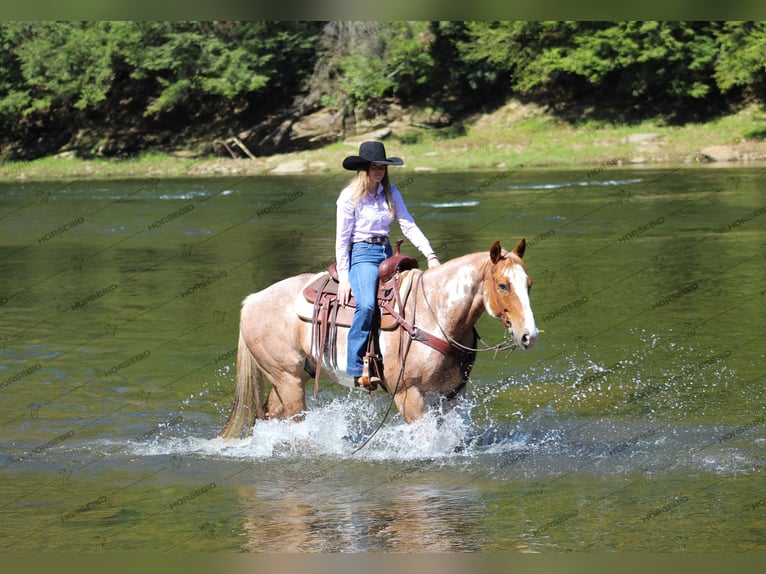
[301,239,419,394]
[300,240,478,399]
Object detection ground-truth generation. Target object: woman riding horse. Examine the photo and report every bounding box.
[218,237,538,438]
[336,141,441,390]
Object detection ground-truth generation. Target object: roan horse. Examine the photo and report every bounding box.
[218,239,538,438]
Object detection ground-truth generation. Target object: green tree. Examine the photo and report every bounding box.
[458,21,722,104]
[714,21,766,94]
[0,23,27,120]
[113,21,320,115]
[310,21,434,108]
[0,21,116,116]
[0,21,321,158]
[3,20,766,160]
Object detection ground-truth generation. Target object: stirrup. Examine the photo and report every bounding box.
[354,374,381,391]
[358,354,383,391]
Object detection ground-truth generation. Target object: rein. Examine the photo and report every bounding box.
[418,262,520,356]
[379,272,456,357]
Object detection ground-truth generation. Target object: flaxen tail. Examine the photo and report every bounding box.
[218,331,266,438]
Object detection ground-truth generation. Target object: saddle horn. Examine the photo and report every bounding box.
[378,239,419,282]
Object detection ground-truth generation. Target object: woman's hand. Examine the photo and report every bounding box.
[338,279,352,306]
[427,254,441,268]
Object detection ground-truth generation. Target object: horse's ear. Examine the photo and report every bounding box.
[489,240,503,264]
[513,238,526,259]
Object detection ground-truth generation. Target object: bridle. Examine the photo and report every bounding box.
[484,258,515,333]
[372,254,525,404]
[419,257,521,357]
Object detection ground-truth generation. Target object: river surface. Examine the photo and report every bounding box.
[0,167,764,552]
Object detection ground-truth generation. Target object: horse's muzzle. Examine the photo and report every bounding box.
[520,330,538,349]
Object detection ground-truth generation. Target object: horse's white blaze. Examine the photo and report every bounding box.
[508,266,537,340]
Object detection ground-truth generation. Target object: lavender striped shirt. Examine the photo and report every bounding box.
[335,183,434,282]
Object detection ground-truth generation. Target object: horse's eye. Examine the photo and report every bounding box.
[498,283,509,292]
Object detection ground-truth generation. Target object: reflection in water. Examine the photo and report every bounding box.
[237,481,486,552]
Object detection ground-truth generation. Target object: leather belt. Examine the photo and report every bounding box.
[362,236,389,245]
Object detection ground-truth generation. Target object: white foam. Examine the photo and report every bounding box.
[157,190,211,200]
[128,392,493,462]
[506,178,642,190]
[427,200,480,208]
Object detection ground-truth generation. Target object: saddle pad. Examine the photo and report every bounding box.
[294,269,417,329]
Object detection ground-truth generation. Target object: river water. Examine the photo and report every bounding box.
[0,167,764,552]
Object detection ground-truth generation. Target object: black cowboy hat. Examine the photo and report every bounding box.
[342,141,404,171]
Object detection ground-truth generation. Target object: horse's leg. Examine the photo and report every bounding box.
[220,276,314,435]
[266,371,307,421]
[393,385,426,423]
[235,278,314,423]
[265,389,285,419]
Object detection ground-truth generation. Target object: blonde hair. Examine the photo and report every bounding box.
[350,168,394,215]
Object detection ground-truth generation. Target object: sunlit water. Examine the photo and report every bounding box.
[1,168,764,552]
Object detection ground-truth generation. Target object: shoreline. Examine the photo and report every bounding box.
[2,100,765,181]
[2,152,764,184]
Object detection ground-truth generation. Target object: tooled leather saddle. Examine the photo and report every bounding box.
[301,239,419,394]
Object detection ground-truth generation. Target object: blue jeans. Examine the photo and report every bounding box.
[346,241,392,376]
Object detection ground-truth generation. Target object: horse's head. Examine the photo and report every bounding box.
[484,239,538,349]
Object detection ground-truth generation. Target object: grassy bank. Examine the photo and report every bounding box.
[2,100,766,181]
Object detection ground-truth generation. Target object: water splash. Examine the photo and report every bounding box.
[134,391,495,461]
[121,327,762,476]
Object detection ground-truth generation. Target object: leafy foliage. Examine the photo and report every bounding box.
[0,22,115,115]
[0,20,765,159]
[714,21,766,92]
[309,21,434,107]
[458,21,723,102]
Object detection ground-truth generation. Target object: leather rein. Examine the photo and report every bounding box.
[419,258,520,355]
